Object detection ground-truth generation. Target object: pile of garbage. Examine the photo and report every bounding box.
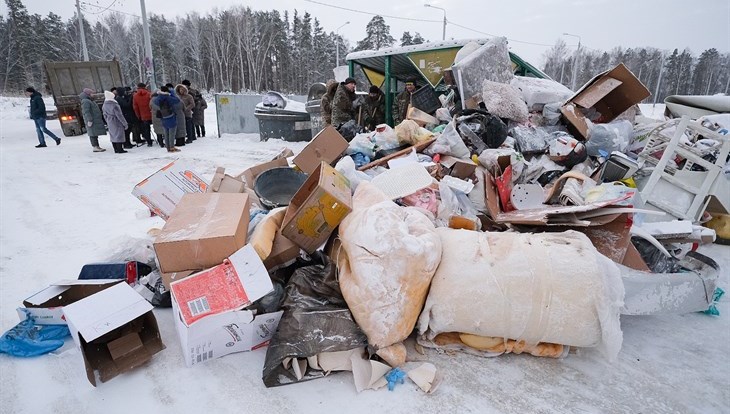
[3,38,728,391]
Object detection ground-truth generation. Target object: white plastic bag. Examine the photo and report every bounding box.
[424,120,470,159]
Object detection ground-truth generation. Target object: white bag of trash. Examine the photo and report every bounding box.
[337,182,442,367]
[418,228,624,361]
[481,79,529,123]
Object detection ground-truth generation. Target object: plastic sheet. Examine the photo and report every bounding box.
[262,252,368,387]
[511,125,552,154]
[451,37,514,105]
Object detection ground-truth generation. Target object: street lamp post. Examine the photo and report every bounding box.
[424,4,446,41]
[563,32,581,91]
[335,21,350,67]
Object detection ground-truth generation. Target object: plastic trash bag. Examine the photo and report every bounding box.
[424,120,471,159]
[511,125,552,154]
[372,124,400,151]
[395,120,434,146]
[543,102,563,126]
[0,311,70,357]
[335,156,372,193]
[586,120,633,157]
[337,119,363,141]
[347,133,378,158]
[134,271,172,307]
[457,109,508,151]
[262,252,368,387]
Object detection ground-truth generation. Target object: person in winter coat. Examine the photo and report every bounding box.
[115,86,137,148]
[183,80,207,137]
[361,85,386,132]
[320,79,338,125]
[102,90,129,154]
[25,87,61,148]
[393,81,416,125]
[175,84,195,144]
[154,85,181,152]
[80,88,107,152]
[149,91,165,147]
[166,83,188,147]
[331,77,357,127]
[133,83,153,146]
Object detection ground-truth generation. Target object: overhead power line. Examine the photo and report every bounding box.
[80,1,140,17]
[304,0,441,23]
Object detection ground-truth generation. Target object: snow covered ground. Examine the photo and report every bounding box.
[0,96,728,414]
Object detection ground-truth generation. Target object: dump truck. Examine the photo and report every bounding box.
[43,60,124,136]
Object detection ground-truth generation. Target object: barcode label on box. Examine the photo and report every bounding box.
[187,296,210,316]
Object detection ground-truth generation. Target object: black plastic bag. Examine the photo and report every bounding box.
[457,109,508,152]
[262,252,368,387]
[631,237,682,273]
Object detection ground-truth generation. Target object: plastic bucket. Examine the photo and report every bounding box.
[254,167,309,209]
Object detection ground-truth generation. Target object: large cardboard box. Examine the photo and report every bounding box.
[236,148,294,188]
[63,283,165,386]
[560,63,650,140]
[292,126,349,175]
[132,160,209,220]
[154,193,250,273]
[281,162,352,253]
[18,280,121,325]
[170,245,281,366]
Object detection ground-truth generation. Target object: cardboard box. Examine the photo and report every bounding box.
[208,167,245,193]
[132,160,209,221]
[154,193,250,273]
[63,282,165,386]
[281,162,352,253]
[439,155,477,179]
[263,232,300,270]
[160,270,196,291]
[170,244,280,366]
[292,126,349,175]
[560,63,650,140]
[18,280,121,325]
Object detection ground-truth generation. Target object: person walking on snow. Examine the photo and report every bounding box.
[175,84,195,144]
[25,87,60,148]
[80,88,107,152]
[102,91,129,154]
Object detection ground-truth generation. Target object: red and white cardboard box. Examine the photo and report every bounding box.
[170,244,281,367]
[18,279,121,325]
[132,159,209,220]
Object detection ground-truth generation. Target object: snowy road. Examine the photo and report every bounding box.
[0,97,728,414]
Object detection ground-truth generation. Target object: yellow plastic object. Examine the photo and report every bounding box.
[705,213,730,240]
[620,177,637,188]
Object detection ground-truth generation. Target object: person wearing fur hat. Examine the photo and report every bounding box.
[153,85,182,152]
[320,79,338,125]
[102,90,129,153]
[331,77,357,127]
[25,87,61,148]
[175,84,195,144]
[361,85,385,131]
[80,87,107,152]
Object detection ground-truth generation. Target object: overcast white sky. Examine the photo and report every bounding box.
[5,0,730,66]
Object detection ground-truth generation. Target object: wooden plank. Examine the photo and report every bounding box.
[357,138,436,171]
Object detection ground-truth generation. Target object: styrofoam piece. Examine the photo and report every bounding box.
[441,175,475,194]
[370,163,434,200]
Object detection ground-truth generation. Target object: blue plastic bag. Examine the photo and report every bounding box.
[0,312,70,357]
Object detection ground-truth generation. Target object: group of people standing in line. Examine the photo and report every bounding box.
[26,80,207,154]
[320,77,416,132]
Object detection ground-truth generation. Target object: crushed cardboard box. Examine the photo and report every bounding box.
[132,160,209,220]
[208,167,245,193]
[154,193,250,273]
[170,245,281,366]
[560,63,650,140]
[282,162,352,253]
[292,126,349,175]
[62,282,164,386]
[18,279,122,325]
[237,148,294,188]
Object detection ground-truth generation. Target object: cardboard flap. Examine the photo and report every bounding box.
[292,126,349,175]
[573,77,622,108]
[63,283,153,342]
[210,167,226,192]
[107,332,144,361]
[24,280,120,307]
